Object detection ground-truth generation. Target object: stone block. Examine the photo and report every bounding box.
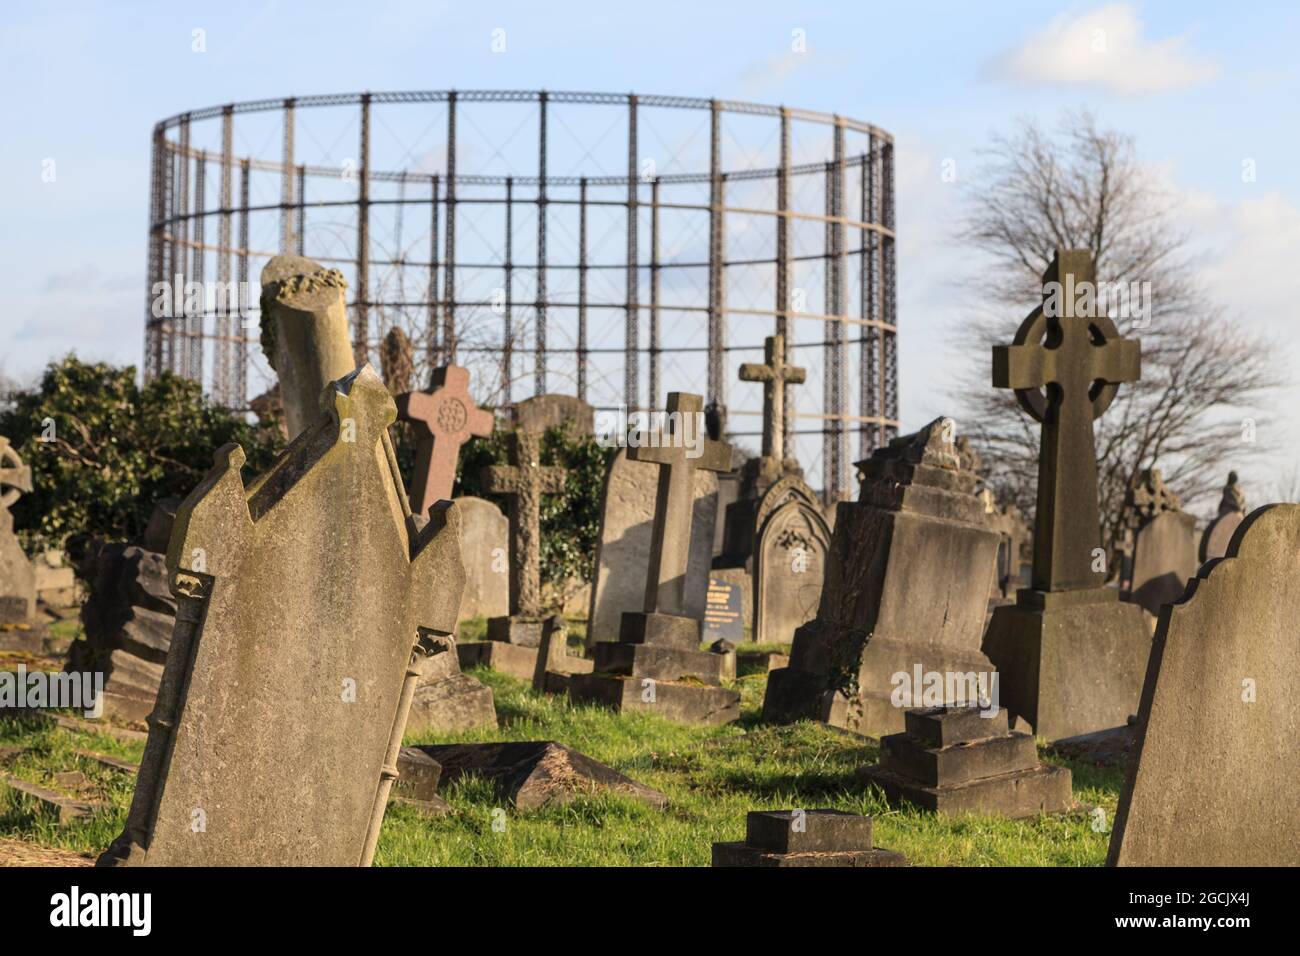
[457,640,539,683]
[618,610,700,649]
[592,642,726,684]
[567,673,740,726]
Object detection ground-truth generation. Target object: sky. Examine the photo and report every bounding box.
[3,1,1298,498]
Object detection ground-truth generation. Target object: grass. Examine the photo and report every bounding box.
[0,619,1125,866]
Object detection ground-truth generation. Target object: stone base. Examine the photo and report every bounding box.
[407,673,497,734]
[486,616,544,647]
[0,625,44,654]
[712,843,908,867]
[619,610,701,649]
[859,706,1073,818]
[592,642,726,684]
[457,641,539,683]
[712,808,907,868]
[567,673,739,726]
[982,588,1151,740]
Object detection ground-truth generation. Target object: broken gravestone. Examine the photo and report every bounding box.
[1108,504,1299,866]
[1199,471,1247,563]
[98,366,465,866]
[982,250,1151,741]
[713,809,907,868]
[762,417,999,738]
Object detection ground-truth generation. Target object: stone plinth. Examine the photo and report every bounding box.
[713,809,907,868]
[405,637,496,735]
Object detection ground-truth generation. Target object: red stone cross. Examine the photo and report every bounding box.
[395,365,495,518]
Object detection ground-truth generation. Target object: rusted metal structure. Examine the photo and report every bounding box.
[143,90,898,499]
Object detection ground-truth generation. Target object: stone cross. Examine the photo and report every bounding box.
[739,334,805,461]
[396,365,495,518]
[0,437,33,514]
[630,392,734,616]
[482,429,565,618]
[992,249,1141,593]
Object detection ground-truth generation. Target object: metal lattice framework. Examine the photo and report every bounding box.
[143,90,899,499]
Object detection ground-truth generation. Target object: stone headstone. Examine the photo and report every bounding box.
[396,365,495,518]
[703,577,744,644]
[587,447,718,644]
[510,394,595,435]
[713,809,907,868]
[1199,471,1248,563]
[752,493,831,644]
[99,365,465,867]
[982,250,1151,741]
[570,393,740,726]
[762,417,999,738]
[257,255,356,440]
[0,436,36,624]
[1116,468,1198,616]
[379,326,415,395]
[452,496,509,622]
[1108,505,1299,866]
[483,429,566,647]
[979,489,1028,600]
[860,706,1072,818]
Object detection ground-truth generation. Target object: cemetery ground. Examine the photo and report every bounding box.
[0,618,1117,868]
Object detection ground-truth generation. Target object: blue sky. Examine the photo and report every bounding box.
[3,1,1298,493]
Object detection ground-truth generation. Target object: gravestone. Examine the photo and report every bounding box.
[762,418,999,738]
[531,615,594,693]
[570,393,741,725]
[860,706,1072,818]
[587,448,718,644]
[713,809,906,868]
[752,494,831,644]
[98,365,466,867]
[510,394,595,435]
[1199,471,1247,563]
[257,255,355,439]
[0,436,36,624]
[979,489,1028,600]
[982,250,1152,741]
[379,326,415,395]
[1109,505,1299,866]
[395,365,495,519]
[452,496,509,622]
[703,577,744,644]
[482,430,565,648]
[405,634,496,735]
[1119,469,1197,617]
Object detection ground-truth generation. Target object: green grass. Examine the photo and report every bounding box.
[0,627,1124,866]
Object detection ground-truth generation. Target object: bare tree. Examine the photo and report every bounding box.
[950,110,1280,558]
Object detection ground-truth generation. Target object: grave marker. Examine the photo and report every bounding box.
[395,365,495,519]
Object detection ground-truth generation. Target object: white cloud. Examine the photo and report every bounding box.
[988,3,1218,95]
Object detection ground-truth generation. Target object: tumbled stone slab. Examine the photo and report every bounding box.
[568,674,740,727]
[1108,505,1300,866]
[2,775,106,824]
[415,740,667,811]
[98,366,465,867]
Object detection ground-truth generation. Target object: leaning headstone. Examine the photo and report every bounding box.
[257,255,355,439]
[762,418,999,738]
[415,740,668,810]
[452,496,509,622]
[510,394,595,435]
[860,706,1072,818]
[0,436,36,624]
[395,365,495,519]
[982,250,1151,741]
[713,809,907,868]
[1198,471,1247,563]
[98,366,465,867]
[587,448,718,644]
[1119,468,1197,617]
[1108,505,1299,866]
[752,492,831,644]
[482,430,566,648]
[405,635,496,735]
[570,393,740,725]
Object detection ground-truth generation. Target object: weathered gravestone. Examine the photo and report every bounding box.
[0,436,36,624]
[98,365,466,866]
[979,488,1028,601]
[982,250,1151,741]
[1108,505,1299,866]
[510,394,595,435]
[762,418,999,737]
[1118,468,1197,618]
[395,365,495,519]
[587,447,718,644]
[256,255,355,440]
[703,577,744,644]
[752,488,831,645]
[482,430,565,649]
[570,393,740,725]
[451,496,509,622]
[1199,471,1247,563]
[406,634,497,735]
[860,705,1072,818]
[713,809,907,868]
